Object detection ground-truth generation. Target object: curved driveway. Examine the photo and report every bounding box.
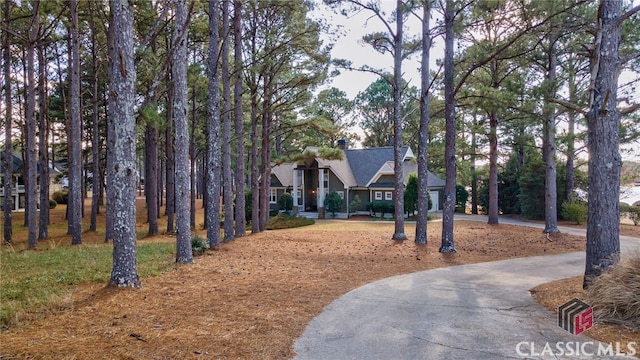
[294,215,640,360]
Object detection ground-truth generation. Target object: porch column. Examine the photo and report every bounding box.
[292,167,298,214]
[318,168,325,219]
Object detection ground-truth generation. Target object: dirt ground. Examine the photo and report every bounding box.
[1,204,639,359]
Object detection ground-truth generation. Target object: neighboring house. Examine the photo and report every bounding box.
[0,153,61,211]
[270,145,445,218]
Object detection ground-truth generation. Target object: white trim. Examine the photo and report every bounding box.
[269,188,278,204]
[374,191,382,200]
[385,191,392,200]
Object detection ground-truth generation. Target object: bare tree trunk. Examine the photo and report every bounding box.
[104,16,114,242]
[37,18,50,239]
[165,72,175,233]
[68,0,83,245]
[233,0,246,237]
[543,39,559,234]
[90,17,100,232]
[25,1,39,249]
[470,116,478,215]
[108,0,140,288]
[3,0,13,243]
[440,0,456,253]
[415,0,431,245]
[259,80,271,232]
[145,121,159,236]
[583,0,629,288]
[189,87,197,230]
[487,112,499,224]
[250,92,260,234]
[206,0,221,249]
[222,0,234,242]
[565,62,577,200]
[172,0,193,264]
[391,0,406,241]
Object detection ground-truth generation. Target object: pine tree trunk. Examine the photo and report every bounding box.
[68,0,82,245]
[222,0,235,242]
[584,0,624,288]
[250,92,260,234]
[38,36,50,239]
[108,0,140,288]
[487,112,499,225]
[145,123,159,236]
[165,79,175,233]
[2,0,12,243]
[90,19,100,233]
[206,0,221,249]
[233,0,246,237]
[172,0,193,264]
[415,0,431,245]
[25,6,39,249]
[440,0,456,252]
[391,0,406,241]
[543,41,559,234]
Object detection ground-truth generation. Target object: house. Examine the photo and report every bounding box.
[270,145,445,218]
[0,153,61,211]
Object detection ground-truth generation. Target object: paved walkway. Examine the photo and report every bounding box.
[293,215,640,359]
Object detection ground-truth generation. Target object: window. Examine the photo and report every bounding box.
[323,169,329,189]
[375,191,382,200]
[337,191,344,199]
[385,192,392,200]
[270,188,277,204]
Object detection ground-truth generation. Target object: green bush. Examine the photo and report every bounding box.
[561,200,588,225]
[191,235,207,256]
[349,194,362,213]
[621,204,640,226]
[49,199,57,209]
[266,213,315,230]
[404,175,418,215]
[323,191,342,218]
[367,201,394,217]
[279,192,293,212]
[51,191,68,205]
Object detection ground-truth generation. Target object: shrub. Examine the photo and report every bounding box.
[404,175,418,215]
[191,235,207,256]
[621,204,640,226]
[349,194,362,213]
[323,191,342,218]
[279,192,293,212]
[51,191,68,205]
[561,200,588,225]
[49,199,57,209]
[266,213,315,230]
[586,252,640,330]
[367,201,394,217]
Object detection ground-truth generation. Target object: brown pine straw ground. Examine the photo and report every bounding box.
[1,201,639,359]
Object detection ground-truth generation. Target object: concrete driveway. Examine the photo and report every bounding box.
[293,215,640,360]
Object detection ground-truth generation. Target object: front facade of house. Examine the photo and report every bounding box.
[0,154,61,211]
[270,146,445,217]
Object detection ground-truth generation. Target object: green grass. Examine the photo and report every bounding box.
[0,241,175,327]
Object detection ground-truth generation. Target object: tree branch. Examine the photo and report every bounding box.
[616,4,640,27]
[550,98,588,115]
[621,103,640,116]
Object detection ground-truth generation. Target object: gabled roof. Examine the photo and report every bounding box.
[345,147,414,187]
[271,146,444,189]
